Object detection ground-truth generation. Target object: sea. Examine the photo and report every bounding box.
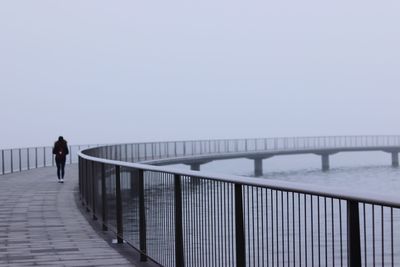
[170,151,400,195]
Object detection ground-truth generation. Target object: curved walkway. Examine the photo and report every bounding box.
[0,166,134,267]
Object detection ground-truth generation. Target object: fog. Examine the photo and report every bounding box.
[1,0,399,148]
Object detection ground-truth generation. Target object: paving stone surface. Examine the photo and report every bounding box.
[0,166,135,266]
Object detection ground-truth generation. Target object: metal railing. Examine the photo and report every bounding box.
[77,136,400,266]
[83,135,400,163]
[0,144,97,175]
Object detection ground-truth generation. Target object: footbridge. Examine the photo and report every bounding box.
[2,135,400,267]
[92,135,400,176]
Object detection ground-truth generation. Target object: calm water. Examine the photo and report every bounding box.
[172,151,400,195]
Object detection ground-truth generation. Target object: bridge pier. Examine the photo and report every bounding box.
[392,152,399,167]
[254,158,263,177]
[190,163,201,171]
[383,150,400,167]
[248,157,271,177]
[186,161,212,172]
[321,154,330,171]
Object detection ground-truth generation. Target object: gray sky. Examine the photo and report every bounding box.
[1,0,399,148]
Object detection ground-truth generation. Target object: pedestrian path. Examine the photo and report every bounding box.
[0,165,135,266]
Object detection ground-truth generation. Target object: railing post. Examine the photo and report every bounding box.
[174,174,185,267]
[85,160,90,212]
[235,184,246,267]
[35,148,38,168]
[92,161,97,220]
[78,157,82,201]
[173,142,178,157]
[347,200,361,267]
[101,163,108,231]
[125,144,128,161]
[27,148,30,170]
[10,150,13,173]
[115,165,123,243]
[1,150,4,175]
[81,158,86,206]
[138,169,147,261]
[69,145,72,164]
[18,149,21,171]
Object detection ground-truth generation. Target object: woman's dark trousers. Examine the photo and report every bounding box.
[56,159,66,179]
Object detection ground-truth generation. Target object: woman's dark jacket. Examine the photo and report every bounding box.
[53,140,69,162]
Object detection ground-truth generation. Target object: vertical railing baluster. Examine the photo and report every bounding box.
[115,165,123,243]
[324,198,327,267]
[174,174,184,267]
[318,197,321,266]
[391,208,394,267]
[305,194,307,267]
[381,206,384,267]
[347,200,361,267]
[287,192,290,267]
[311,195,314,267]
[332,198,335,267]
[363,203,367,267]
[340,201,343,267]
[138,169,147,261]
[101,163,108,231]
[235,183,245,267]
[373,205,376,265]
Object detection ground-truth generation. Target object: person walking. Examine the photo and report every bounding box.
[53,136,69,183]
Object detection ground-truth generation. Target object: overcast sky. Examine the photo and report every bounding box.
[1,0,399,148]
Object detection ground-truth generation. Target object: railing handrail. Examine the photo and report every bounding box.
[0,143,103,151]
[3,134,400,151]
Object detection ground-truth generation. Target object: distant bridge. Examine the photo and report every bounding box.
[130,136,400,176]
